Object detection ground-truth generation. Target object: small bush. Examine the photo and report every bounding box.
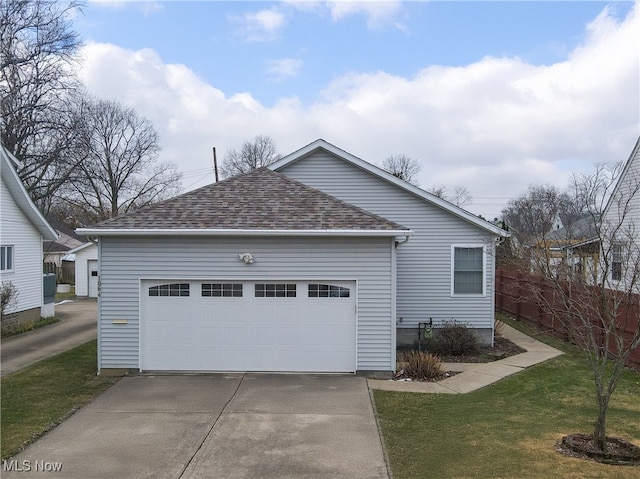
[429,321,480,356]
[1,281,18,326]
[397,350,444,380]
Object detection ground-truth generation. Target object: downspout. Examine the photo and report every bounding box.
[395,235,410,248]
[392,235,410,373]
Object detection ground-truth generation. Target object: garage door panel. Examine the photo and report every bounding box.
[141,280,356,372]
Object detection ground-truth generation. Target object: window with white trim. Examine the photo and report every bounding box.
[452,246,484,295]
[1,245,13,272]
[149,283,190,297]
[611,244,623,281]
[308,284,350,298]
[255,283,296,298]
[202,283,243,297]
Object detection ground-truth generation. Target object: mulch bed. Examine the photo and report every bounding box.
[393,334,526,382]
[392,370,461,382]
[433,335,527,364]
[558,433,640,466]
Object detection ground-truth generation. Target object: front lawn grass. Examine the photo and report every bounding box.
[374,315,640,479]
[1,340,120,459]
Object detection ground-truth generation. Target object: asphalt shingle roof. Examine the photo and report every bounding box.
[90,168,409,232]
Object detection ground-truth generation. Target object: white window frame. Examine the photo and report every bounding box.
[611,243,623,282]
[1,245,14,272]
[451,244,486,297]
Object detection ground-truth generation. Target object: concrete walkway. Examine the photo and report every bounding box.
[1,298,97,376]
[368,322,563,394]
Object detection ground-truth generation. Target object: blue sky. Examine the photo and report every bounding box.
[75,1,639,218]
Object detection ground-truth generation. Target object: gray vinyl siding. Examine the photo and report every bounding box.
[279,152,498,330]
[99,235,394,371]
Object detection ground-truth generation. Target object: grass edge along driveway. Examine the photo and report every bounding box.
[373,315,640,479]
[1,340,120,460]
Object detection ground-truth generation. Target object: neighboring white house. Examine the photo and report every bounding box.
[601,136,640,293]
[1,144,58,323]
[44,220,88,267]
[69,241,98,297]
[78,139,509,374]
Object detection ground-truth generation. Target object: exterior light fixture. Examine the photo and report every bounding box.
[238,253,255,264]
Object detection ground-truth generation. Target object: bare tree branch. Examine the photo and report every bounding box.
[512,162,640,453]
[381,154,421,185]
[0,0,83,208]
[428,184,474,207]
[59,97,181,223]
[220,135,282,178]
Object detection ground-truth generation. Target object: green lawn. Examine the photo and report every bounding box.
[1,341,120,459]
[374,316,640,479]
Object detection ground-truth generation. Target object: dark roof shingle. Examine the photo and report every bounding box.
[89,168,408,232]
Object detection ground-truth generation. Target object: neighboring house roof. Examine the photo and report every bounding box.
[68,241,97,254]
[269,139,509,238]
[77,168,412,237]
[545,213,599,243]
[44,220,89,255]
[0,143,57,241]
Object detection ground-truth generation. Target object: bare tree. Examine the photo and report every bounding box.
[0,0,83,208]
[521,162,640,456]
[61,98,181,222]
[220,135,282,178]
[501,185,571,243]
[381,154,421,185]
[428,184,473,207]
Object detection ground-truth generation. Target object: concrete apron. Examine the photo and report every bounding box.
[2,374,389,479]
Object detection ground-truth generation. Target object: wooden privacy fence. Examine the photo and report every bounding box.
[43,261,75,285]
[495,268,640,372]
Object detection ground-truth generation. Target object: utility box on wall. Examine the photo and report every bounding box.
[42,273,56,318]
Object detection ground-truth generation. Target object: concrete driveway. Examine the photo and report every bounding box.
[2,374,389,479]
[1,299,97,376]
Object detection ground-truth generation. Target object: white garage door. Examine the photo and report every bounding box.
[140,280,356,372]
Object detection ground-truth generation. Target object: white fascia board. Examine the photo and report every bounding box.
[270,139,510,238]
[68,240,98,254]
[76,228,414,238]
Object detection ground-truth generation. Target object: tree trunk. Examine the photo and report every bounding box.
[593,393,609,453]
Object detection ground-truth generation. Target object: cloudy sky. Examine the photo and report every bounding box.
[75,1,639,219]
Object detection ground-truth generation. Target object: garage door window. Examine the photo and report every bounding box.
[202,283,243,297]
[255,283,296,298]
[149,283,190,297]
[308,284,350,298]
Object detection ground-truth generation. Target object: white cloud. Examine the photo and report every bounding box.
[325,0,405,30]
[266,58,303,82]
[229,8,286,42]
[77,4,640,219]
[285,0,407,31]
[87,0,163,16]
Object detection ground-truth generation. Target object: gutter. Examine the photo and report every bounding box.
[76,228,415,238]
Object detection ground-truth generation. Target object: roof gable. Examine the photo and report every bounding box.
[603,136,640,219]
[269,139,509,237]
[79,168,410,236]
[0,143,57,241]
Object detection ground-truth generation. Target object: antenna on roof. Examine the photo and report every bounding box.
[212,147,219,183]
